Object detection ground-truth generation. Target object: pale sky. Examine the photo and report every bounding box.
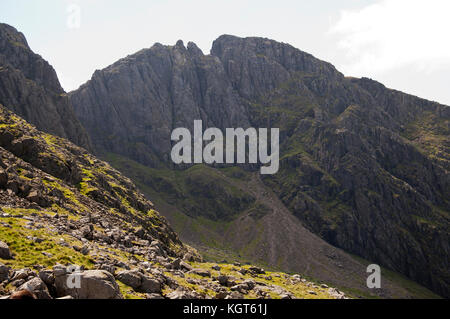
[1,0,449,105]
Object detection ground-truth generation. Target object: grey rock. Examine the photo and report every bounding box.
[38,269,55,287]
[179,261,192,272]
[0,263,10,282]
[18,277,52,299]
[140,276,161,294]
[189,269,211,278]
[165,288,198,299]
[54,269,123,299]
[116,270,142,289]
[146,293,164,299]
[0,241,12,259]
[249,266,265,275]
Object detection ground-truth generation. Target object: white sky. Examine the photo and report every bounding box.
[1,0,449,105]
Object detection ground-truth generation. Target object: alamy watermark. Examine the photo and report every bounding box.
[66,265,81,289]
[366,264,381,289]
[171,120,279,174]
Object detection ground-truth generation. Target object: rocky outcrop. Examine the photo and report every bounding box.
[0,23,91,150]
[70,40,249,166]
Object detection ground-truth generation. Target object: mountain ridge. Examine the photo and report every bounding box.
[69,35,448,297]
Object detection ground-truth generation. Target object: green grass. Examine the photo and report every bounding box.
[0,216,94,270]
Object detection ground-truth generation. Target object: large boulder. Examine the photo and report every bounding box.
[0,241,12,259]
[18,277,52,299]
[140,276,161,294]
[115,270,161,294]
[116,270,142,290]
[54,269,122,299]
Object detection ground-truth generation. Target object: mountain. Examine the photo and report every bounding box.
[0,23,91,150]
[70,35,449,297]
[1,23,432,300]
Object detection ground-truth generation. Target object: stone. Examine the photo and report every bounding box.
[217,275,228,286]
[0,241,12,259]
[39,269,55,286]
[0,168,7,187]
[18,277,52,299]
[189,269,211,278]
[80,225,93,240]
[146,293,164,299]
[80,245,90,255]
[242,279,256,290]
[116,270,142,289]
[227,291,244,299]
[52,264,67,277]
[165,288,197,299]
[54,269,123,299]
[238,268,248,275]
[249,266,265,274]
[140,276,161,294]
[215,291,229,299]
[180,261,192,272]
[230,284,248,294]
[169,258,181,270]
[11,268,33,281]
[0,263,10,282]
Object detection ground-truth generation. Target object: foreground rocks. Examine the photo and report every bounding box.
[0,258,348,300]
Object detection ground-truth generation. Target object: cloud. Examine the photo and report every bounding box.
[329,0,450,76]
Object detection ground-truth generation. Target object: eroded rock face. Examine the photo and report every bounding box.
[70,40,249,166]
[0,23,91,150]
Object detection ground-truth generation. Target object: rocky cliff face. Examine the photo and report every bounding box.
[0,23,91,150]
[70,40,249,166]
[70,35,449,297]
